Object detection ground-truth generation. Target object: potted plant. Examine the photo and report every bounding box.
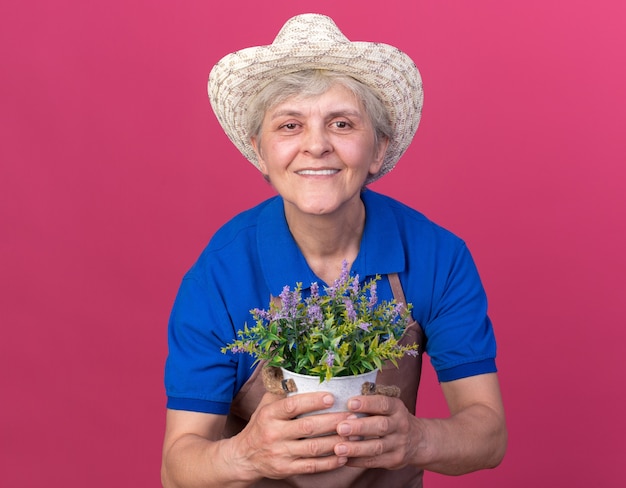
[222,261,419,412]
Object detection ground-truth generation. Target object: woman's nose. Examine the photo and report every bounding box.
[302,125,332,157]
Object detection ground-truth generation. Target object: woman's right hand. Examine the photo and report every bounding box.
[229,391,351,482]
[162,392,349,487]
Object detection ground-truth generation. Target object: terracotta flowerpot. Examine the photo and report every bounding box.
[281,368,377,417]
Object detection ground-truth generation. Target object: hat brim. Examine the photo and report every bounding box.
[208,27,422,184]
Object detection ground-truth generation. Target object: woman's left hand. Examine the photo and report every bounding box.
[332,395,422,469]
[332,373,508,474]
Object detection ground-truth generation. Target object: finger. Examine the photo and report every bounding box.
[337,414,390,439]
[334,437,389,464]
[254,439,349,478]
[280,454,349,475]
[293,411,353,439]
[346,395,397,416]
[276,392,336,420]
[334,421,412,470]
[341,414,362,441]
[284,432,347,458]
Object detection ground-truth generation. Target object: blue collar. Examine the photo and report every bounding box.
[257,190,405,295]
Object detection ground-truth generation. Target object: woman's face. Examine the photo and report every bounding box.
[251,83,388,219]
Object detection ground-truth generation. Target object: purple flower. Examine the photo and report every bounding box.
[368,282,378,309]
[310,281,319,298]
[330,260,350,297]
[325,350,335,367]
[344,298,357,322]
[251,307,271,321]
[390,302,403,320]
[350,275,360,295]
[339,260,349,284]
[358,322,371,332]
[230,341,254,354]
[279,285,300,318]
[307,304,323,323]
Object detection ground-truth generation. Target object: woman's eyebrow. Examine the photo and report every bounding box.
[269,108,364,120]
[269,109,304,120]
[327,109,363,119]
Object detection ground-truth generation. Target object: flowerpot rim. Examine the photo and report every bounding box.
[280,367,377,382]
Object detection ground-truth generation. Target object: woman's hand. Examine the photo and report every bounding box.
[332,395,419,470]
[162,391,354,487]
[332,374,507,475]
[231,391,352,482]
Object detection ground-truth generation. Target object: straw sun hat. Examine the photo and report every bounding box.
[208,13,423,183]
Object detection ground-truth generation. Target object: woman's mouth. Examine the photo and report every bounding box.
[296,169,339,176]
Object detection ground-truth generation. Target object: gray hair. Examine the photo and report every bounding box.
[247,69,393,151]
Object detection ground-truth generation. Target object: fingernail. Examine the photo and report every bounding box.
[335,444,348,456]
[337,423,351,436]
[348,399,361,410]
[323,394,334,406]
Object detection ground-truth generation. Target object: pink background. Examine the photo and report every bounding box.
[2,1,625,486]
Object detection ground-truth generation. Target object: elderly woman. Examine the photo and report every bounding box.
[162,14,507,488]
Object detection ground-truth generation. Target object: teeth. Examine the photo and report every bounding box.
[297,169,339,175]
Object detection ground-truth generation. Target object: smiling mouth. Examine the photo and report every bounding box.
[296,169,340,176]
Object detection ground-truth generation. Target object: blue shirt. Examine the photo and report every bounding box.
[165,190,497,414]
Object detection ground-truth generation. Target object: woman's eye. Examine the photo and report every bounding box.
[334,121,349,129]
[282,123,298,130]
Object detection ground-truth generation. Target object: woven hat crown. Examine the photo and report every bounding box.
[272,14,350,45]
[208,13,423,183]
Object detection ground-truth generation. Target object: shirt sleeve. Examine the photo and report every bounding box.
[164,272,237,414]
[422,242,497,382]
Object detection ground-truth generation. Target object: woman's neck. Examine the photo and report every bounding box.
[284,198,365,284]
